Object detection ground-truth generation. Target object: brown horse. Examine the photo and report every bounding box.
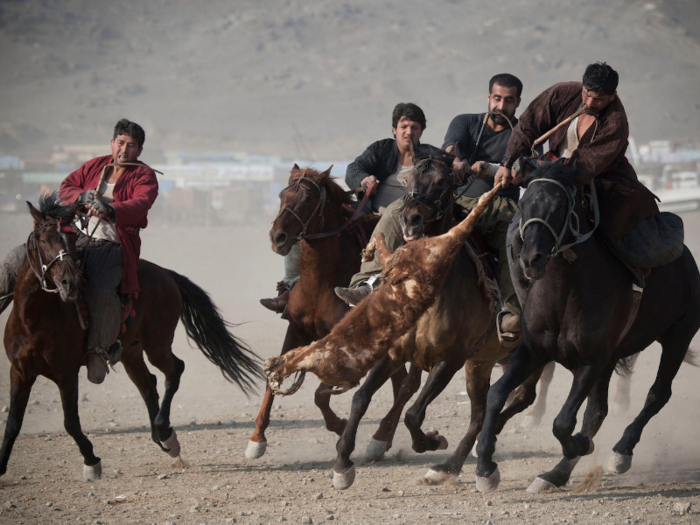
[246,165,421,459]
[0,195,263,480]
[266,153,540,490]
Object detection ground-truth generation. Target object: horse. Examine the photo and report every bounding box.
[474,162,700,493]
[246,165,420,460]
[266,153,545,489]
[0,195,263,480]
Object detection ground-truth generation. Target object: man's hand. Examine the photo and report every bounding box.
[494,165,516,188]
[88,197,115,220]
[472,161,499,179]
[452,157,469,185]
[361,175,379,195]
[79,189,96,205]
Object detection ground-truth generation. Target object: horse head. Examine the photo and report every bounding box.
[269,164,351,255]
[517,161,580,280]
[26,193,83,302]
[399,150,456,241]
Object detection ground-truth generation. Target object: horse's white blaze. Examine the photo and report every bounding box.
[404,279,418,298]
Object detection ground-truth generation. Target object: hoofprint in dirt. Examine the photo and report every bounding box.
[1,217,700,523]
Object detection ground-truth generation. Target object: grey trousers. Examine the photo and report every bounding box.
[0,239,123,351]
[80,240,123,351]
[282,242,301,287]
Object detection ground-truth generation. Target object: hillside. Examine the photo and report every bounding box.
[1,0,699,161]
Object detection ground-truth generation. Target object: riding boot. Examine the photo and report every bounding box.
[86,350,108,384]
[335,275,379,307]
[260,280,292,314]
[497,310,522,350]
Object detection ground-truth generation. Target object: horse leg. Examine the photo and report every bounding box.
[121,346,162,448]
[247,325,308,459]
[404,360,459,454]
[366,364,421,460]
[522,361,556,427]
[423,359,493,484]
[527,362,616,492]
[609,315,699,474]
[314,382,348,436]
[494,364,546,434]
[145,348,186,457]
[550,363,602,461]
[333,356,397,490]
[57,376,102,480]
[0,367,36,476]
[611,352,639,415]
[475,344,541,493]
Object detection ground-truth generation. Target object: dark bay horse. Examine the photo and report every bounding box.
[246,166,419,459]
[275,153,540,490]
[475,162,700,493]
[1,196,263,480]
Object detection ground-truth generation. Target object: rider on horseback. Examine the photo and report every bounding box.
[0,119,159,384]
[495,63,675,300]
[335,74,528,348]
[260,102,441,314]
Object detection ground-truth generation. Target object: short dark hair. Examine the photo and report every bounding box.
[489,73,523,98]
[582,62,619,95]
[113,118,146,148]
[392,103,426,130]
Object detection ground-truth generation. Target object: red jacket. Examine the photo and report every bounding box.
[59,154,159,294]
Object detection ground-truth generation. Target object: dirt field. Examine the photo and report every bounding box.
[1,210,700,525]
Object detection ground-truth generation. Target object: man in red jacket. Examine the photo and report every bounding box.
[59,118,159,383]
[0,119,158,384]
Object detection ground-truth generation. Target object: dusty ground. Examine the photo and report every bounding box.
[1,210,700,524]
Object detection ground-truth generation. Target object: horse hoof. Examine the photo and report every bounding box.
[160,429,181,458]
[608,452,632,474]
[526,476,558,493]
[365,439,389,461]
[245,440,268,459]
[426,430,448,451]
[83,460,102,481]
[423,468,454,485]
[332,465,356,490]
[475,466,501,493]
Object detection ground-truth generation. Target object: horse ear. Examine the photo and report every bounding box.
[320,165,333,178]
[292,163,300,170]
[27,201,44,225]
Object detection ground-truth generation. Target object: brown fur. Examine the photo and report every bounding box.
[265,184,502,390]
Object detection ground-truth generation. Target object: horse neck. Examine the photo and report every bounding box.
[13,261,59,318]
[297,193,347,291]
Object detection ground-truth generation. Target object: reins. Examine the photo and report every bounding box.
[273,174,376,241]
[519,177,600,256]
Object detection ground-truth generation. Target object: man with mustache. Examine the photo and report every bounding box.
[496,63,660,286]
[335,74,529,347]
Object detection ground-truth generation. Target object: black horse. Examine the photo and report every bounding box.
[474,162,700,493]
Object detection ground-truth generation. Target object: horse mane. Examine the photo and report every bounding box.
[289,167,353,207]
[413,150,456,178]
[38,191,76,221]
[524,160,579,187]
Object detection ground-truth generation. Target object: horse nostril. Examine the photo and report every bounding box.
[530,253,544,266]
[275,232,288,246]
[409,214,422,227]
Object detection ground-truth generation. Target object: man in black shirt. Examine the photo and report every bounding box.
[336,73,527,347]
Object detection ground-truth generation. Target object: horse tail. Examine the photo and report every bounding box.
[167,270,265,395]
[614,356,635,377]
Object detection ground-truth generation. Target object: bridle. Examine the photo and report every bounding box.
[26,219,80,294]
[519,178,599,256]
[273,173,376,242]
[400,157,454,223]
[274,174,327,241]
